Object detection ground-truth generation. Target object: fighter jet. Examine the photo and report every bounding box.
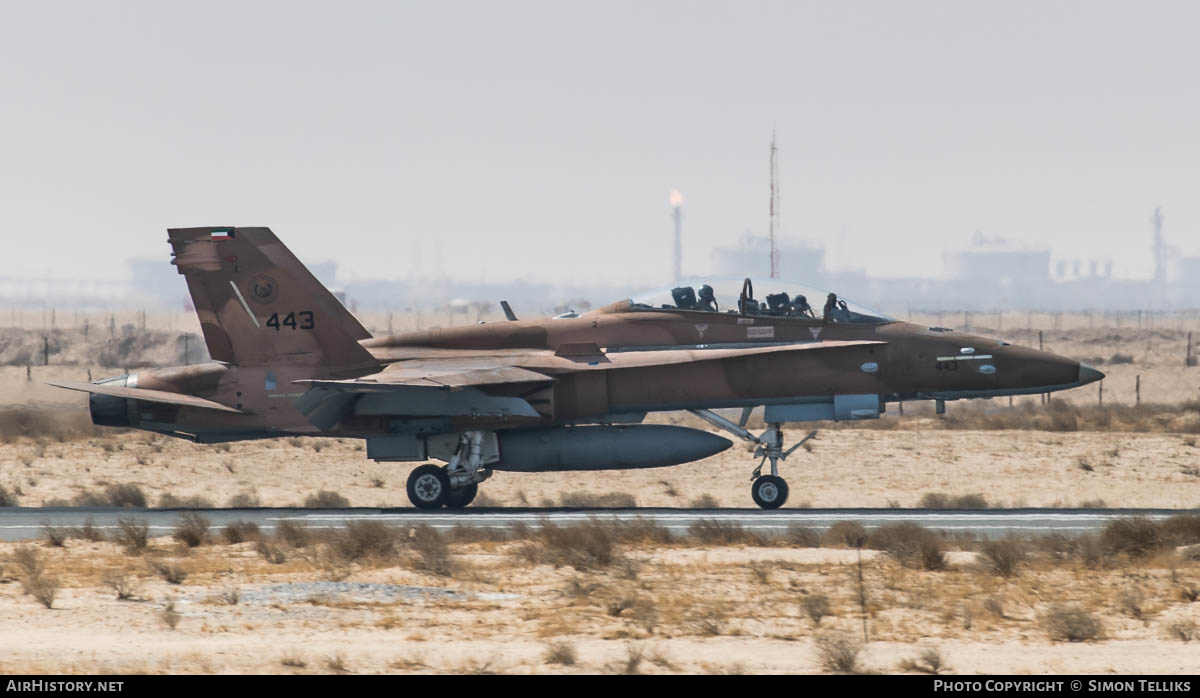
[52,227,1104,509]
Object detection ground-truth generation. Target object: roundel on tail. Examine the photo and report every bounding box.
[247,274,278,305]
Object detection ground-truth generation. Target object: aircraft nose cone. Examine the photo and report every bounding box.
[1078,363,1105,385]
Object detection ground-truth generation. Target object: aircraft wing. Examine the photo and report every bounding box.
[48,381,244,414]
[291,360,555,429]
[296,361,554,391]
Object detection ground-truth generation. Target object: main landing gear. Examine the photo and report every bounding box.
[405,431,491,509]
[688,409,817,510]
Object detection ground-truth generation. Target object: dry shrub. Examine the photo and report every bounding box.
[11,547,58,609]
[69,491,107,507]
[613,643,645,675]
[256,539,288,564]
[303,490,350,508]
[521,522,620,571]
[562,577,605,600]
[1076,535,1106,569]
[814,633,862,674]
[919,492,988,509]
[542,640,578,666]
[1167,618,1196,642]
[1117,588,1145,620]
[221,521,261,545]
[104,483,147,508]
[72,483,147,508]
[559,492,637,508]
[275,521,313,548]
[803,593,831,626]
[172,512,210,548]
[103,571,139,600]
[900,647,946,675]
[980,538,1027,577]
[1102,516,1163,557]
[11,546,41,580]
[280,651,306,669]
[411,525,456,576]
[324,654,349,674]
[689,494,719,509]
[1031,533,1078,562]
[786,525,821,547]
[73,518,105,542]
[160,600,180,630]
[612,518,675,545]
[867,522,946,570]
[27,575,60,609]
[148,560,187,585]
[823,521,867,548]
[982,597,1005,618]
[158,493,214,509]
[688,519,763,545]
[114,517,149,555]
[330,520,398,562]
[228,492,261,508]
[41,525,69,547]
[0,485,18,507]
[444,525,510,544]
[1042,604,1102,642]
[1161,515,1200,547]
[689,609,727,636]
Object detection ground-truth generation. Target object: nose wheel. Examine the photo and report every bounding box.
[751,474,788,509]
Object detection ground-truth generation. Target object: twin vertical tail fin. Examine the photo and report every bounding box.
[169,227,377,370]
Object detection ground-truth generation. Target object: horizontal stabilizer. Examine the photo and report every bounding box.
[48,381,243,414]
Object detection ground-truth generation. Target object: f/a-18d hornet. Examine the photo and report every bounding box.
[52,227,1103,509]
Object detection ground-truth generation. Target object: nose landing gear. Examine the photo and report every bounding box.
[689,409,816,510]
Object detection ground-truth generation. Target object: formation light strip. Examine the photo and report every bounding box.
[936,354,994,361]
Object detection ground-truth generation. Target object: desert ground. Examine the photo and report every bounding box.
[1,515,1198,674]
[0,311,1199,674]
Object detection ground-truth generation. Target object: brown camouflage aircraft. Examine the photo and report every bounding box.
[52,227,1104,509]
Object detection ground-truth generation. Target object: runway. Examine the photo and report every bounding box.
[1,506,1195,542]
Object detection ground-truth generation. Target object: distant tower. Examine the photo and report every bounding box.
[768,132,780,279]
[670,189,684,285]
[1151,206,1166,287]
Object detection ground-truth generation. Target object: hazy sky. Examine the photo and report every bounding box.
[2,1,1197,285]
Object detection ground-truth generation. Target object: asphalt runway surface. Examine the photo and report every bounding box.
[1,507,1195,542]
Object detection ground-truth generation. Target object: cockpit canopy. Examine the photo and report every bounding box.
[629,278,895,325]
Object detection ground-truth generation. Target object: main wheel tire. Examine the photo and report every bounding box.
[751,475,789,510]
[407,464,450,509]
[444,482,478,509]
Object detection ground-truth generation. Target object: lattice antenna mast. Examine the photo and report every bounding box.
[769,131,780,279]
